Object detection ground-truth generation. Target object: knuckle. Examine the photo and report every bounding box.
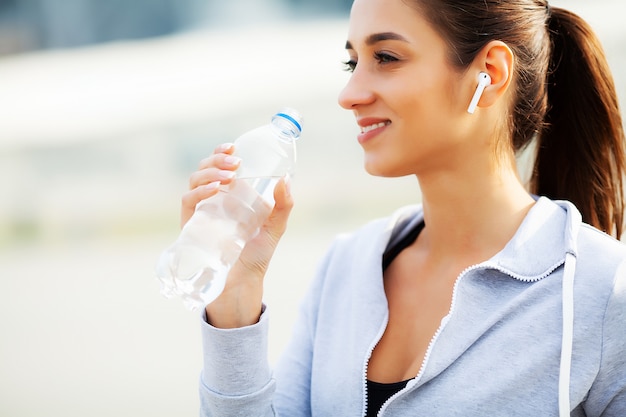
[198,157,211,169]
[181,191,196,208]
[188,171,200,189]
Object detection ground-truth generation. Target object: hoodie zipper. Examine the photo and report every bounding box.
[362,311,389,417]
[370,258,566,416]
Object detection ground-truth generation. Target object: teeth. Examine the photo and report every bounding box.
[361,121,389,133]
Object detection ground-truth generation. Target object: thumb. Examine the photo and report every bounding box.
[233,175,294,278]
[263,175,294,241]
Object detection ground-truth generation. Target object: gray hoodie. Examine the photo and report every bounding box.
[199,197,626,416]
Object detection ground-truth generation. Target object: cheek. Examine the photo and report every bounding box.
[398,92,448,139]
[396,85,465,167]
[402,76,461,135]
[395,73,453,113]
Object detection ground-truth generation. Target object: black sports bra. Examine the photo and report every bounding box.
[366,379,411,417]
[366,220,425,416]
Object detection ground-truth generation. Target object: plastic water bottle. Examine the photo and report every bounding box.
[156,108,303,310]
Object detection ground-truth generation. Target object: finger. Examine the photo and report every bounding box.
[263,176,294,240]
[191,153,241,189]
[274,175,293,210]
[198,152,241,171]
[232,176,294,277]
[180,181,220,227]
[189,166,237,190]
[214,142,234,155]
[197,143,234,170]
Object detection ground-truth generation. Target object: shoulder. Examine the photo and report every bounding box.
[578,222,626,257]
[576,223,626,281]
[309,204,423,292]
[329,204,423,253]
[572,222,626,334]
[548,197,626,283]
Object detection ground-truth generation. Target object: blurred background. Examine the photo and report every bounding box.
[0,1,624,415]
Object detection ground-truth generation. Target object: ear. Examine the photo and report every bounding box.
[468,40,514,111]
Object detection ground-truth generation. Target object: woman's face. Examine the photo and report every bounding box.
[338,0,474,177]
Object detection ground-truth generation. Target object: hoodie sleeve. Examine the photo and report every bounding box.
[198,238,339,417]
[199,307,276,417]
[586,259,626,416]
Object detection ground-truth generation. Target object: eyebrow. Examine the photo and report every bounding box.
[345,32,409,50]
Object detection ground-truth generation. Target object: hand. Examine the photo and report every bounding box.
[206,174,293,328]
[181,143,240,228]
[182,143,294,328]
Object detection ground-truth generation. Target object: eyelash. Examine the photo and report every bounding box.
[342,52,399,73]
[342,59,357,72]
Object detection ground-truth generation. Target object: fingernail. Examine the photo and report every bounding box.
[217,143,234,152]
[224,156,241,166]
[218,170,236,180]
[284,174,292,196]
[205,181,220,190]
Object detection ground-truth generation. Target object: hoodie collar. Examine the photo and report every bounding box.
[386,197,581,281]
[493,197,580,279]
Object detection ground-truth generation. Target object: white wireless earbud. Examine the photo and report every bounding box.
[467,72,491,114]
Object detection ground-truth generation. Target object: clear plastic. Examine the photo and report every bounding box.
[156,108,303,310]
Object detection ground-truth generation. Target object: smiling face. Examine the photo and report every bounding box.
[338,0,476,177]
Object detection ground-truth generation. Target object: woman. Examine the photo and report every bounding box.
[189,0,626,415]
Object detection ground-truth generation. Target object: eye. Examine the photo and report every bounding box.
[341,51,398,73]
[374,52,399,65]
[342,59,357,73]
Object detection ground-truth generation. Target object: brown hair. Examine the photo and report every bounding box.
[406,0,626,238]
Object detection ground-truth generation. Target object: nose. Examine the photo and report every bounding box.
[338,68,375,110]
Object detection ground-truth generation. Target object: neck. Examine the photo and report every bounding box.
[416,151,535,263]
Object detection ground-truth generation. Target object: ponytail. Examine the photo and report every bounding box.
[532,7,626,239]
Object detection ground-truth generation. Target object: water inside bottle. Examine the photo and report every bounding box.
[156,178,274,309]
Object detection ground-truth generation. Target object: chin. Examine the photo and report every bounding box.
[363,161,406,178]
[363,160,384,177]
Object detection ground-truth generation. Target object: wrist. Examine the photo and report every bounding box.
[205,282,263,328]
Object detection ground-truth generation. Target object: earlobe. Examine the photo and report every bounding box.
[467,72,491,114]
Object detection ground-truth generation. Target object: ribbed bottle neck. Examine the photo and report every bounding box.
[271,109,302,142]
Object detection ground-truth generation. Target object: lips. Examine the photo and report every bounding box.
[356,118,391,144]
[360,121,390,133]
[358,117,391,131]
